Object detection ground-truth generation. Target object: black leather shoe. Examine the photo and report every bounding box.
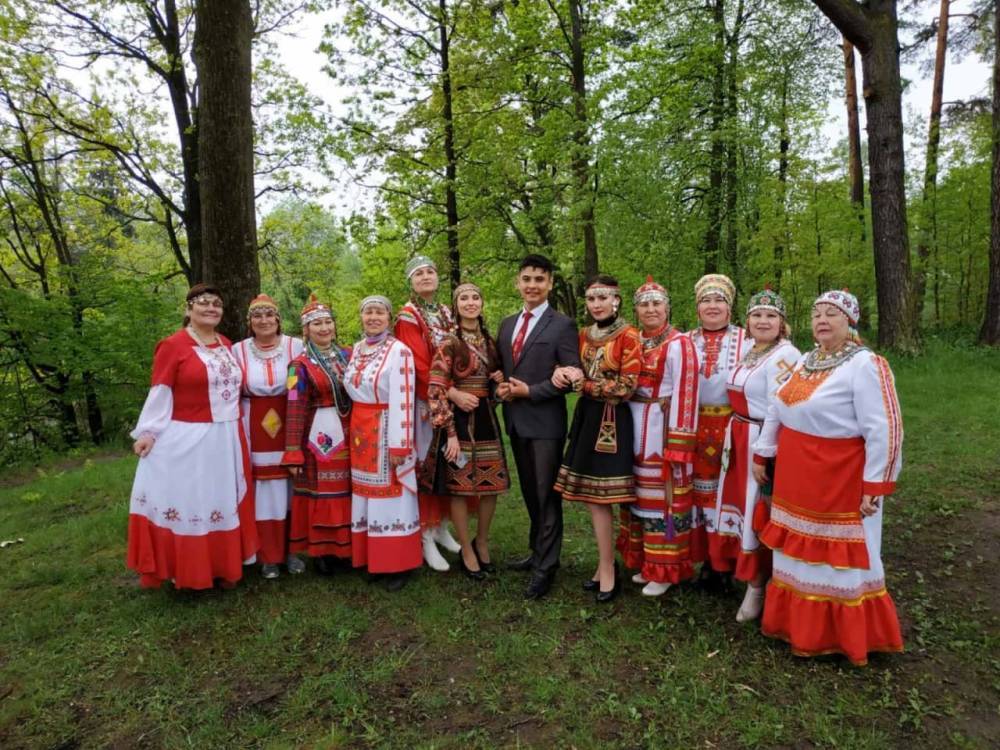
[506,554,535,572]
[524,572,552,600]
[314,556,335,576]
[385,571,410,592]
[459,552,486,581]
[582,578,600,592]
[472,537,496,574]
[595,562,621,603]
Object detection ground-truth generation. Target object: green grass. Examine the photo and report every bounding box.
[1,341,998,748]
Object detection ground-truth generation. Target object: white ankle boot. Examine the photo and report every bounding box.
[632,572,648,584]
[736,584,765,622]
[433,524,462,553]
[641,581,671,597]
[422,529,450,571]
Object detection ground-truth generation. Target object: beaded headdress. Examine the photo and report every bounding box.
[300,293,334,326]
[452,282,482,300]
[359,295,393,314]
[814,289,860,325]
[248,293,279,314]
[633,275,669,306]
[746,286,786,318]
[585,279,620,298]
[695,273,735,306]
[405,255,437,280]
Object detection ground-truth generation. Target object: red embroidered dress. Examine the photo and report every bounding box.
[754,343,904,665]
[427,332,510,497]
[343,335,422,574]
[281,344,353,559]
[687,324,749,568]
[235,334,303,564]
[555,320,642,504]
[715,339,799,582]
[127,329,257,589]
[394,298,456,529]
[617,324,700,583]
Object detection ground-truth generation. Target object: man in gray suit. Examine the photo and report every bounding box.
[496,254,582,599]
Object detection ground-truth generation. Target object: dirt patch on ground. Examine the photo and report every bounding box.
[880,498,1000,748]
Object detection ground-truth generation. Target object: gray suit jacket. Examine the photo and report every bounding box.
[496,305,582,440]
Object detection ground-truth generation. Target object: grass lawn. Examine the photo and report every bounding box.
[1,341,998,748]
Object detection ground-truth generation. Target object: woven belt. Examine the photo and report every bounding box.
[699,404,733,416]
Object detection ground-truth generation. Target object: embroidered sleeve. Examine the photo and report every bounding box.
[427,341,457,436]
[583,329,641,401]
[131,384,173,440]
[854,354,903,496]
[394,311,431,399]
[388,344,416,457]
[281,360,310,466]
[664,334,699,462]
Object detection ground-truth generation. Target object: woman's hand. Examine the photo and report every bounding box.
[288,465,302,477]
[133,435,155,458]
[390,453,407,467]
[860,494,880,517]
[452,391,479,412]
[752,462,769,485]
[444,435,461,462]
[489,370,504,384]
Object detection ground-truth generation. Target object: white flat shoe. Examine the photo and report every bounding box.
[422,529,450,572]
[736,585,765,622]
[632,572,648,584]
[641,581,671,597]
[433,524,462,553]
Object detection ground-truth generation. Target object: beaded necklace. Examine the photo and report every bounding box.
[350,331,393,388]
[779,341,867,407]
[249,336,284,362]
[307,340,351,418]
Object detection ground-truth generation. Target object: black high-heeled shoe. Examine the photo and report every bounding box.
[458,551,486,581]
[472,537,495,574]
[582,577,600,592]
[596,562,621,604]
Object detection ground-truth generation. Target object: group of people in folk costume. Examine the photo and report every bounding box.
[127,253,904,666]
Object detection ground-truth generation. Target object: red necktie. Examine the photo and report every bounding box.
[511,311,533,364]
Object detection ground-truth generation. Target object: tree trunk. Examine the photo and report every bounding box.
[193,0,259,341]
[568,0,599,282]
[723,5,742,292]
[913,0,949,325]
[156,0,202,284]
[980,0,1000,344]
[843,37,865,241]
[812,0,918,350]
[703,0,726,275]
[438,0,461,292]
[774,75,790,290]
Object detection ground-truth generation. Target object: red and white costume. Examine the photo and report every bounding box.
[688,323,750,568]
[343,334,423,573]
[618,324,700,583]
[394,298,455,529]
[716,340,799,582]
[127,329,257,589]
[234,335,303,564]
[754,344,904,664]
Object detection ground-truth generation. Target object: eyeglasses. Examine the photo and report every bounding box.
[250,310,278,319]
[191,296,223,308]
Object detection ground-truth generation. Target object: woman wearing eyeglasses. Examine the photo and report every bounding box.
[233,294,304,579]
[127,284,258,590]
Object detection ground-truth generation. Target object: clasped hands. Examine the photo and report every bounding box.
[551,366,584,392]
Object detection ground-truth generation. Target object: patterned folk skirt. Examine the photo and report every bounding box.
[426,399,510,499]
[555,397,635,504]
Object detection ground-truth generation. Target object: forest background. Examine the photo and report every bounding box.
[1,0,998,466]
